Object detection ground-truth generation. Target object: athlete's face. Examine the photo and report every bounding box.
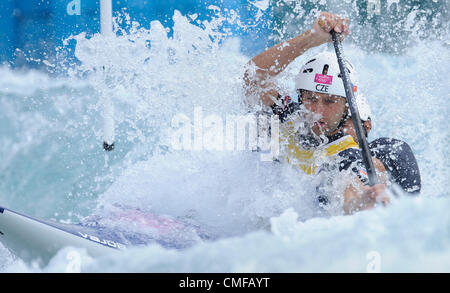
[301,91,347,137]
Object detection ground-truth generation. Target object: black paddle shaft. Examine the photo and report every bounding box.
[331,31,378,186]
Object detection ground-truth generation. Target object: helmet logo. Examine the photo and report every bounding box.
[314,73,333,85]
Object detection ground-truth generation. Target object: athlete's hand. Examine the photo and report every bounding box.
[363,183,390,206]
[310,12,349,47]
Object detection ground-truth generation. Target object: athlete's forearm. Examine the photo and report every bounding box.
[243,30,318,106]
[249,29,318,77]
[243,12,349,107]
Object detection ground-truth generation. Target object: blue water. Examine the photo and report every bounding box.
[0,6,449,272]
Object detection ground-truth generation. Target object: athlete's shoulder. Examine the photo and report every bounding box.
[369,137,417,170]
[370,137,411,151]
[369,137,421,193]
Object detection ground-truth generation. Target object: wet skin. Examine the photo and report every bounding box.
[300,91,347,137]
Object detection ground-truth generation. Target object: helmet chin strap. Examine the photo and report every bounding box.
[333,106,368,139]
[335,106,350,133]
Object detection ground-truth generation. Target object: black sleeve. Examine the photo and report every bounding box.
[336,148,370,184]
[270,95,299,123]
[314,148,368,208]
[369,137,421,194]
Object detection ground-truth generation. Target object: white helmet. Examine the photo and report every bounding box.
[295,51,371,121]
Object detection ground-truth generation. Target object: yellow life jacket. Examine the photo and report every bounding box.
[280,120,360,175]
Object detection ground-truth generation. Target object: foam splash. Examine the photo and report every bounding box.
[1,6,449,272]
[5,195,449,273]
